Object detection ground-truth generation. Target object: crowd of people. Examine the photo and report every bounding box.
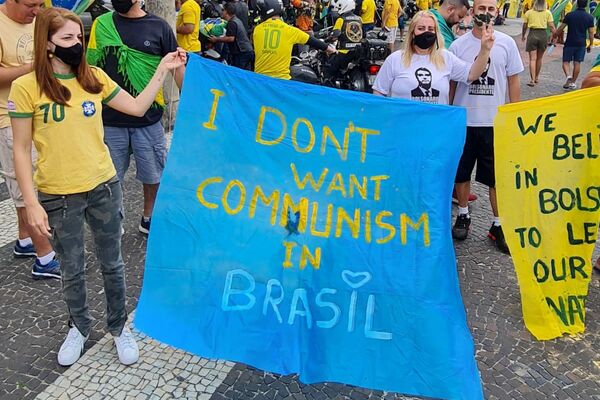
[0,0,598,369]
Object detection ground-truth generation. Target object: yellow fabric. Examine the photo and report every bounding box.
[416,0,429,11]
[177,0,201,52]
[0,11,33,129]
[521,0,533,17]
[494,87,600,340]
[253,18,310,80]
[361,0,376,24]
[8,67,120,194]
[524,9,553,29]
[383,0,400,27]
[592,65,600,72]
[508,0,519,18]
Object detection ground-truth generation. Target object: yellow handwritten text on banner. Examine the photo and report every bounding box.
[495,87,600,340]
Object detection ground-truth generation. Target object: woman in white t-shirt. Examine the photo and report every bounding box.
[373,10,494,104]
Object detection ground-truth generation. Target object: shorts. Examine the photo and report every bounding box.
[0,126,37,207]
[525,28,548,52]
[385,26,398,44]
[455,126,495,188]
[103,121,166,185]
[562,46,586,63]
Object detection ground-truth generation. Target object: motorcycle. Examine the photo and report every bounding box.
[357,30,390,90]
[290,29,389,93]
[404,0,419,20]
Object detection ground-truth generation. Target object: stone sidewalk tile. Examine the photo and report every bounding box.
[0,198,18,247]
[34,324,234,400]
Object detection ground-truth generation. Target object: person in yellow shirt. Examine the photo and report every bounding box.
[361,0,376,33]
[521,0,555,86]
[416,0,429,10]
[10,7,185,368]
[0,0,60,277]
[253,0,335,79]
[176,0,202,53]
[381,0,401,51]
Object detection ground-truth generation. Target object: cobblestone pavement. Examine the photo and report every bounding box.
[0,18,599,400]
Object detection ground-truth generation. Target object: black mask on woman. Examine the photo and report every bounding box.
[112,0,135,13]
[52,42,83,67]
[413,31,437,50]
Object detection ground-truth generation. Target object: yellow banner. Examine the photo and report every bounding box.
[494,87,600,340]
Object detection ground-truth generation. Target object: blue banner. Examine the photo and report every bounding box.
[135,55,483,400]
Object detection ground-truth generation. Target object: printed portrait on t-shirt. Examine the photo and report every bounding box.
[469,57,495,96]
[411,68,440,103]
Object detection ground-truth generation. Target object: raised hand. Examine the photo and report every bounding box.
[481,23,495,52]
[159,48,188,71]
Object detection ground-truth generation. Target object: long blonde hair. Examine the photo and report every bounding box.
[401,11,446,70]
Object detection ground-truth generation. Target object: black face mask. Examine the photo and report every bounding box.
[413,31,437,50]
[473,12,495,27]
[52,42,83,67]
[112,0,134,13]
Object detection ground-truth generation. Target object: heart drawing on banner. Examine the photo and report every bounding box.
[341,270,372,289]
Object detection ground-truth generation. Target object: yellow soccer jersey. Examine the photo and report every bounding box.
[415,0,429,11]
[177,0,202,52]
[383,0,400,27]
[253,18,310,80]
[361,0,376,24]
[8,67,120,194]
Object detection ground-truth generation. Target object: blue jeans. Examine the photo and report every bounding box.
[39,176,127,336]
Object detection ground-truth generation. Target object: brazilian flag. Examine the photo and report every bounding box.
[550,0,571,25]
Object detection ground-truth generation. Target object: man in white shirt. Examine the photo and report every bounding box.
[449,0,523,254]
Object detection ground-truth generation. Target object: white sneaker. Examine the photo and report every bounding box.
[57,327,88,366]
[113,327,139,365]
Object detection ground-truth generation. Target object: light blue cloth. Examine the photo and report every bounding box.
[135,55,483,400]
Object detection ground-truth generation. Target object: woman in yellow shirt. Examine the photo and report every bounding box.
[521,0,555,86]
[9,7,185,368]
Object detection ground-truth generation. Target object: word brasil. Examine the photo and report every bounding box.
[221,269,393,340]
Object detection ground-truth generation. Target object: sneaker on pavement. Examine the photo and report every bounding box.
[14,241,36,258]
[31,258,61,280]
[58,327,88,366]
[567,82,576,90]
[488,224,510,254]
[452,214,471,240]
[138,216,151,235]
[563,77,572,89]
[114,327,139,365]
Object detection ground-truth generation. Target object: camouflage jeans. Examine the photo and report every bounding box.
[39,176,127,337]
